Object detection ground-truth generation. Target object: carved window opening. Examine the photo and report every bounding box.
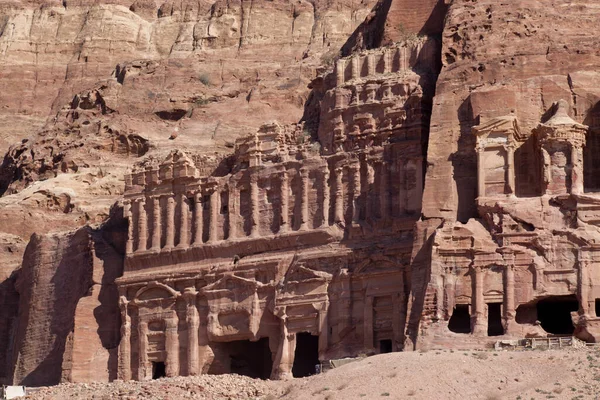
[292,332,319,378]
[225,338,273,379]
[152,362,166,379]
[536,295,578,335]
[220,191,229,214]
[448,304,471,334]
[596,299,600,317]
[487,303,503,336]
[379,339,392,354]
[584,128,600,192]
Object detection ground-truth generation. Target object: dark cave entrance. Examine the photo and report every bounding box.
[152,361,166,379]
[536,295,578,335]
[228,338,273,379]
[292,332,320,378]
[487,303,504,336]
[379,339,393,354]
[448,304,471,333]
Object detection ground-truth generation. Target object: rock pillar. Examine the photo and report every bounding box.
[280,170,289,233]
[334,166,344,223]
[209,189,219,242]
[321,166,330,227]
[250,175,260,237]
[184,289,199,375]
[365,161,375,219]
[318,302,329,360]
[336,59,345,86]
[138,321,149,380]
[571,144,585,195]
[151,196,161,251]
[352,162,361,223]
[504,264,516,333]
[165,197,176,250]
[351,56,360,80]
[177,194,189,248]
[118,298,131,381]
[579,251,591,316]
[272,318,294,379]
[471,266,487,336]
[507,146,516,195]
[300,167,309,230]
[367,53,375,75]
[124,202,134,254]
[476,146,485,198]
[363,296,373,350]
[136,198,147,252]
[165,316,180,377]
[379,162,389,219]
[193,193,203,245]
[228,184,237,239]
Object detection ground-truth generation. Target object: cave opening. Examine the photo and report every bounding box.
[292,332,320,378]
[152,361,166,379]
[536,295,578,335]
[448,304,471,334]
[228,338,273,380]
[379,339,393,354]
[487,303,504,336]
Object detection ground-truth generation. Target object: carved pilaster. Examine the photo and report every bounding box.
[300,167,309,230]
[151,196,161,251]
[124,202,134,255]
[136,198,147,252]
[138,321,149,380]
[193,193,203,246]
[351,162,361,223]
[165,316,180,377]
[209,189,219,242]
[334,166,344,223]
[379,162,389,219]
[280,170,289,233]
[184,289,199,375]
[118,297,131,381]
[321,166,330,227]
[177,194,189,248]
[165,197,175,250]
[250,175,260,237]
[471,266,486,336]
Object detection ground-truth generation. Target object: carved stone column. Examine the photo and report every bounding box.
[321,166,330,227]
[367,53,375,76]
[504,265,516,333]
[318,301,329,360]
[398,159,406,215]
[209,189,219,242]
[124,202,134,255]
[507,145,516,195]
[383,49,391,73]
[379,162,389,219]
[272,317,294,379]
[336,59,345,86]
[476,146,485,198]
[228,184,237,239]
[579,250,591,317]
[280,170,289,233]
[193,193,203,246]
[471,266,487,336]
[184,289,199,375]
[165,316,180,377]
[366,160,375,219]
[300,167,309,230]
[151,196,161,251]
[363,296,373,350]
[138,321,149,380]
[334,166,344,223]
[118,297,131,381]
[165,197,176,250]
[351,55,360,80]
[177,194,189,248]
[136,198,147,252]
[351,162,361,223]
[571,144,585,195]
[250,175,260,237]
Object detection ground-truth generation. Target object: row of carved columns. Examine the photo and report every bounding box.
[336,45,421,86]
[124,158,422,254]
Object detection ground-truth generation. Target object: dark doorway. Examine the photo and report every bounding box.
[379,339,393,353]
[596,299,600,317]
[448,304,471,333]
[228,338,273,379]
[292,332,319,378]
[152,361,166,379]
[536,295,579,335]
[487,303,504,336]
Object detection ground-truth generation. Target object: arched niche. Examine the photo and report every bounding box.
[135,282,178,302]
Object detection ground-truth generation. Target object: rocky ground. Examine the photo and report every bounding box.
[22,347,600,399]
